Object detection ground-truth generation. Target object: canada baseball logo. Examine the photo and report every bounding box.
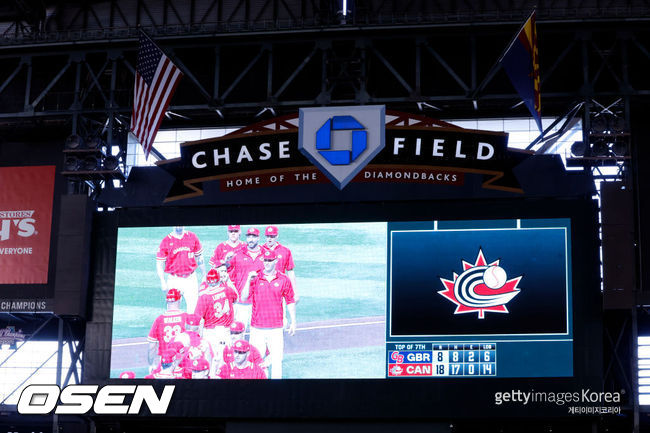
[438,248,523,319]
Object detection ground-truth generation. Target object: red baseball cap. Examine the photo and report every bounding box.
[246,227,260,236]
[229,321,245,334]
[233,339,250,352]
[186,314,201,326]
[228,225,241,231]
[263,249,277,260]
[160,349,177,364]
[206,268,219,284]
[166,288,182,302]
[190,358,210,371]
[119,371,135,379]
[265,226,279,236]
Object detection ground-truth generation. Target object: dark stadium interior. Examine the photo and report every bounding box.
[1,1,650,432]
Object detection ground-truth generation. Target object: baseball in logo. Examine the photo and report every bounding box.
[438,248,522,319]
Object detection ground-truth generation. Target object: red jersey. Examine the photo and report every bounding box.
[223,344,264,366]
[185,331,214,360]
[156,231,203,276]
[249,272,295,328]
[198,281,210,296]
[217,361,267,379]
[194,285,239,328]
[230,249,265,304]
[261,243,295,273]
[209,241,246,269]
[147,311,188,355]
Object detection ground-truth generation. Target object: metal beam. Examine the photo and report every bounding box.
[424,42,469,92]
[221,46,266,100]
[371,45,413,95]
[30,59,71,108]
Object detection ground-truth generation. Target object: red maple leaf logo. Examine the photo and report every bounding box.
[438,249,522,319]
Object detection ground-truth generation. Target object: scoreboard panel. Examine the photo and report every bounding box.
[387,343,497,377]
[386,218,573,378]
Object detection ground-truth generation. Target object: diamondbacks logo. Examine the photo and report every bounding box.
[299,105,385,189]
[438,248,522,319]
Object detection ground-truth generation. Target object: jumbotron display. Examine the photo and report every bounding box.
[110,219,572,379]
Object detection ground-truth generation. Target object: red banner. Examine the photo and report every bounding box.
[0,166,55,284]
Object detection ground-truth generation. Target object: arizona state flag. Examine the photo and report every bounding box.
[500,11,542,131]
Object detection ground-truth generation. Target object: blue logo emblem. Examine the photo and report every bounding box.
[316,116,367,165]
[299,106,385,189]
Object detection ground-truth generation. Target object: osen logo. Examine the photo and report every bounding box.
[17,384,175,415]
[0,210,36,241]
[299,105,385,189]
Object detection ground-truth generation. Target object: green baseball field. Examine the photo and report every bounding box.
[110,222,387,379]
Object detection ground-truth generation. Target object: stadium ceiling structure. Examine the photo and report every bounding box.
[0,1,649,141]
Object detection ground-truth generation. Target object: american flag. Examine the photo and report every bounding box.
[130,32,183,159]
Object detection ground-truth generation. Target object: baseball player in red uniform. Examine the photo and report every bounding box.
[168,341,192,379]
[262,225,298,327]
[209,225,246,272]
[216,340,267,379]
[226,227,265,330]
[194,266,239,376]
[189,357,210,379]
[261,226,297,296]
[144,349,178,379]
[156,226,205,314]
[177,314,213,365]
[222,321,264,368]
[241,249,296,379]
[199,266,237,297]
[146,288,188,372]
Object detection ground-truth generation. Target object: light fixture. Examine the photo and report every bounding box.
[65,134,83,149]
[64,156,80,171]
[570,141,587,157]
[591,115,608,133]
[591,139,610,157]
[85,135,103,149]
[82,155,100,171]
[104,155,119,171]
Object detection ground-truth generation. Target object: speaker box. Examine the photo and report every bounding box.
[53,194,93,317]
[601,182,637,309]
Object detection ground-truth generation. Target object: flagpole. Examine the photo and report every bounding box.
[469,9,536,100]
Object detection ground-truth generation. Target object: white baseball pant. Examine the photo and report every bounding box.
[167,273,198,313]
[234,303,252,332]
[202,325,230,377]
[249,327,284,379]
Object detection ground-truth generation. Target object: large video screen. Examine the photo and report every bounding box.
[110,218,572,379]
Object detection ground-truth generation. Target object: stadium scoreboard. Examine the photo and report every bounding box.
[387,343,497,377]
[386,218,573,379]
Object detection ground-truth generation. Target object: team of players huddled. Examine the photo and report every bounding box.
[121,224,297,380]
